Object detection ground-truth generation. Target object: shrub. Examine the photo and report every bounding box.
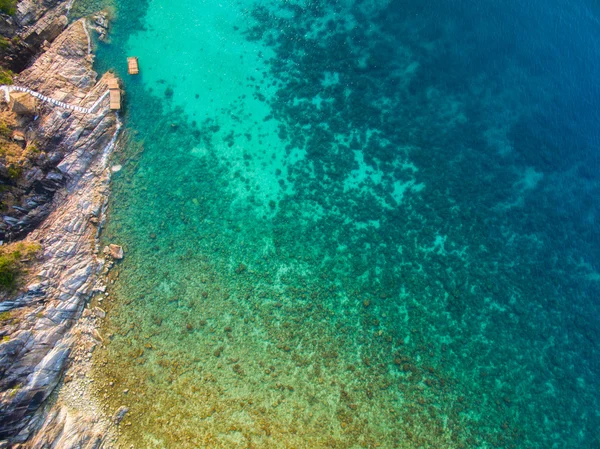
[26,143,39,154]
[0,0,17,16]
[0,121,11,138]
[0,241,41,292]
[0,68,13,85]
[6,163,22,180]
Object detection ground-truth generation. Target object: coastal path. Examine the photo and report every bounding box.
[0,85,109,114]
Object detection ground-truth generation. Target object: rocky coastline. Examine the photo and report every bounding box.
[0,3,121,447]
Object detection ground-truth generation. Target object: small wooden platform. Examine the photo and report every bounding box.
[127,57,139,75]
[107,76,121,110]
[107,78,119,90]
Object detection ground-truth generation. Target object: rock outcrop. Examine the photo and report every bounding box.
[0,11,101,241]
[0,0,70,72]
[0,18,119,445]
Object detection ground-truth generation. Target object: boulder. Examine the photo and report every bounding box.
[104,244,123,260]
[11,131,26,143]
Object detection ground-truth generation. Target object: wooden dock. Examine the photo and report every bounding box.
[128,57,139,75]
[107,76,121,110]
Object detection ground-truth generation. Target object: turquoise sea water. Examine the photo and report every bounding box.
[87,0,600,447]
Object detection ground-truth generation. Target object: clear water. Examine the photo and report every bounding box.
[89,0,600,447]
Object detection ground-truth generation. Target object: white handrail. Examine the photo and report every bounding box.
[0,85,109,114]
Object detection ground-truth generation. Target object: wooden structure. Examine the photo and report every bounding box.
[127,57,139,75]
[107,76,121,110]
[10,92,37,116]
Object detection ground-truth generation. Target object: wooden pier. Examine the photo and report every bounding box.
[128,57,139,75]
[107,76,121,110]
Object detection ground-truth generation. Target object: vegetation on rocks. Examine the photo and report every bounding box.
[0,114,28,185]
[0,241,41,292]
[0,66,13,84]
[0,0,16,16]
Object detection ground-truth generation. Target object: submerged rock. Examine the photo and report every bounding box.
[93,307,106,319]
[112,406,129,425]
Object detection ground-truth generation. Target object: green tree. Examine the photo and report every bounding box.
[0,0,17,15]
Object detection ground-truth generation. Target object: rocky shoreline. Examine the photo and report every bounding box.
[0,4,121,447]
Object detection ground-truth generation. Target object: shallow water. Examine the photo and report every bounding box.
[88,0,600,447]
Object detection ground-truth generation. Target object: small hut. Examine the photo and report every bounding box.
[10,92,37,116]
[107,76,121,110]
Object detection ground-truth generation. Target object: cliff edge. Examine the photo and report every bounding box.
[0,17,119,447]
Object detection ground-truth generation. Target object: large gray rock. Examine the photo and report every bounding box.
[0,19,119,444]
[1,0,70,71]
[14,0,67,28]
